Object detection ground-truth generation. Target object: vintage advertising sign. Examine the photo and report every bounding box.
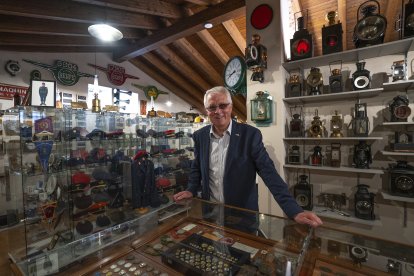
[132,83,168,100]
[23,59,94,86]
[88,63,139,86]
[0,83,28,100]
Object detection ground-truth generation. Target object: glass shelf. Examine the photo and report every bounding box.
[283,164,384,175]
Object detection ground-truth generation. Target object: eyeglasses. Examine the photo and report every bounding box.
[205,103,231,112]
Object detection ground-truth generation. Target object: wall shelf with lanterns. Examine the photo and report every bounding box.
[282,88,383,104]
[284,137,383,142]
[381,191,414,203]
[382,79,414,92]
[283,164,384,175]
[313,206,382,226]
[283,38,414,71]
[382,122,414,126]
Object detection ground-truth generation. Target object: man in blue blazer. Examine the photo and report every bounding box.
[173,86,322,228]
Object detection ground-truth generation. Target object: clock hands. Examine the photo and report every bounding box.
[227,70,236,78]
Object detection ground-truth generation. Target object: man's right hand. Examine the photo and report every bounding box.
[173,191,193,202]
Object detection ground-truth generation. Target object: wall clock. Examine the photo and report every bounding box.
[223,56,246,96]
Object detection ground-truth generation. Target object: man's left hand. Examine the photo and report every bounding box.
[294,211,323,228]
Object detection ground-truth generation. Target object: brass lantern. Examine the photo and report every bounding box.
[306,67,323,96]
[330,111,344,137]
[286,70,302,98]
[308,109,325,138]
[250,91,272,126]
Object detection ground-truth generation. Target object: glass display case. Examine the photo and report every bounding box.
[8,197,414,275]
[2,107,197,275]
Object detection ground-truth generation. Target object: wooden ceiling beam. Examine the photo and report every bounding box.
[0,0,160,29]
[156,45,213,91]
[0,33,119,47]
[183,0,212,6]
[72,0,184,19]
[113,0,245,61]
[222,20,246,54]
[129,58,206,113]
[0,15,142,39]
[195,29,229,64]
[173,38,223,85]
[185,6,229,64]
[337,0,347,51]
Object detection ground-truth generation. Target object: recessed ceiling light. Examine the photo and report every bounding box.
[88,24,123,42]
[204,22,213,29]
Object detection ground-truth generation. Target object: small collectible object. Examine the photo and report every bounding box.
[293,174,313,210]
[349,102,370,137]
[353,0,387,48]
[288,145,301,164]
[352,61,370,90]
[306,67,323,96]
[330,111,344,137]
[290,12,313,61]
[391,60,407,82]
[308,109,325,138]
[322,11,343,55]
[389,160,414,197]
[329,61,343,93]
[353,140,372,169]
[330,143,341,167]
[354,184,375,220]
[286,70,302,97]
[289,106,304,137]
[250,91,272,126]
[389,95,411,122]
[245,34,267,82]
[310,145,323,166]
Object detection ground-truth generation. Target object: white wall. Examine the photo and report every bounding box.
[0,51,196,113]
[246,0,414,246]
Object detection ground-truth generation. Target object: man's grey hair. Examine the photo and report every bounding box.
[204,86,233,107]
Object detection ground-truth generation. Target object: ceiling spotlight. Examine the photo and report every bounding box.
[204,22,213,29]
[88,24,123,42]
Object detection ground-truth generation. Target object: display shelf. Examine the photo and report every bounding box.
[382,79,414,92]
[382,121,414,125]
[313,206,382,226]
[282,88,383,104]
[283,164,384,174]
[284,137,383,141]
[283,38,414,71]
[381,191,414,203]
[381,150,414,156]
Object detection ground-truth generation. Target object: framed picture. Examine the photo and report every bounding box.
[30,80,56,107]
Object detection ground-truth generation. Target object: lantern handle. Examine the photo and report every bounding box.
[329,60,342,72]
[357,0,380,22]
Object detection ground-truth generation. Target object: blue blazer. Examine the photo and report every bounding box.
[186,121,303,219]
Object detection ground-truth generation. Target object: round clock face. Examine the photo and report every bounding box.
[395,175,414,191]
[223,56,246,90]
